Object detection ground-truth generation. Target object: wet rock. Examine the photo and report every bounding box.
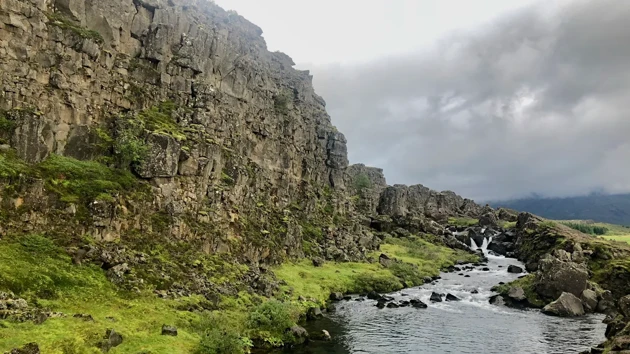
[376,299,387,309]
[342,295,352,301]
[464,275,471,278]
[507,265,524,274]
[471,289,479,294]
[445,294,460,301]
[410,299,428,308]
[489,294,506,306]
[543,292,585,317]
[381,296,395,302]
[161,325,178,336]
[386,302,399,308]
[423,276,433,283]
[306,307,323,320]
[507,287,526,302]
[399,300,410,307]
[329,292,343,301]
[597,290,615,314]
[289,325,309,343]
[7,343,40,354]
[318,329,332,341]
[482,267,490,271]
[581,289,598,313]
[430,292,443,302]
[367,291,381,300]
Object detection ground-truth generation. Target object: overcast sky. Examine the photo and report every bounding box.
[215,0,630,202]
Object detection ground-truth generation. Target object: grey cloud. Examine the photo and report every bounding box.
[307,0,630,201]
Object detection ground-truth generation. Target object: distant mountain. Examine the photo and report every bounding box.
[491,193,630,225]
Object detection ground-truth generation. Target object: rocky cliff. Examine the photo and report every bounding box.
[0,0,481,279]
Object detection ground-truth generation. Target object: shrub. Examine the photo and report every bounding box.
[246,300,298,346]
[273,92,291,115]
[353,173,371,194]
[561,222,608,235]
[196,328,247,354]
[111,117,149,168]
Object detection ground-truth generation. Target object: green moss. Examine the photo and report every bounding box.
[501,221,517,229]
[448,217,479,227]
[46,13,104,44]
[0,150,30,179]
[273,91,291,115]
[138,101,187,141]
[494,274,546,308]
[38,154,136,203]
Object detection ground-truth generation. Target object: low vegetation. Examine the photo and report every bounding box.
[560,221,608,235]
[45,12,104,44]
[447,217,478,227]
[493,274,546,308]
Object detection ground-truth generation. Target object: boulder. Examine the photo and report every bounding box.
[542,292,585,317]
[379,253,392,267]
[367,291,381,300]
[507,265,523,274]
[306,307,323,320]
[7,343,40,354]
[321,330,332,341]
[386,302,399,308]
[489,294,506,306]
[161,325,178,336]
[376,299,387,309]
[410,299,428,308]
[430,292,443,302]
[619,295,630,317]
[312,257,325,267]
[101,329,124,352]
[536,256,589,299]
[479,212,499,228]
[507,287,526,302]
[445,294,460,301]
[597,290,615,314]
[329,292,343,301]
[289,325,309,343]
[581,289,598,313]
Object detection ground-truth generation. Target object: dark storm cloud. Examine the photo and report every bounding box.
[309,0,630,201]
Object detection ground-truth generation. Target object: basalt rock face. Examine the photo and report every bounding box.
[0,0,378,264]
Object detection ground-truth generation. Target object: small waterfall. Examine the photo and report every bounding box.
[470,239,479,251]
[481,237,489,250]
[470,237,492,254]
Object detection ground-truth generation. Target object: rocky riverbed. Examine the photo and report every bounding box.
[276,242,607,354]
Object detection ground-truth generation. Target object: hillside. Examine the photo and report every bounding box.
[491,193,630,225]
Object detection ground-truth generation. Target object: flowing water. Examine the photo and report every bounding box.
[279,238,607,354]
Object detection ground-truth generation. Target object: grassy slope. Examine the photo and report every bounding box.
[555,219,630,244]
[0,236,202,353]
[0,234,474,353]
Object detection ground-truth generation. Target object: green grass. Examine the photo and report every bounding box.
[39,154,136,203]
[0,150,30,179]
[138,101,187,141]
[275,236,478,304]
[554,220,630,244]
[500,221,517,229]
[0,235,201,353]
[447,217,478,227]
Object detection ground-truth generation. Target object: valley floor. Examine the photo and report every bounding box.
[0,234,474,353]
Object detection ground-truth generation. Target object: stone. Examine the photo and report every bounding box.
[7,343,40,354]
[489,294,506,306]
[507,265,523,274]
[321,329,332,341]
[306,307,323,320]
[329,292,343,301]
[289,325,309,343]
[411,299,428,308]
[379,253,392,267]
[479,212,499,228]
[312,257,325,267]
[161,325,178,336]
[367,291,381,300]
[507,287,526,302]
[536,256,589,299]
[445,293,460,301]
[597,290,615,313]
[101,329,123,352]
[386,302,399,308]
[581,289,598,313]
[619,295,630,317]
[542,292,585,317]
[430,292,443,302]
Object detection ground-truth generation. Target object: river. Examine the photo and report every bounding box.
[280,240,607,354]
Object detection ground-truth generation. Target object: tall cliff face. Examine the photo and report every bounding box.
[0,0,368,262]
[0,0,481,269]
